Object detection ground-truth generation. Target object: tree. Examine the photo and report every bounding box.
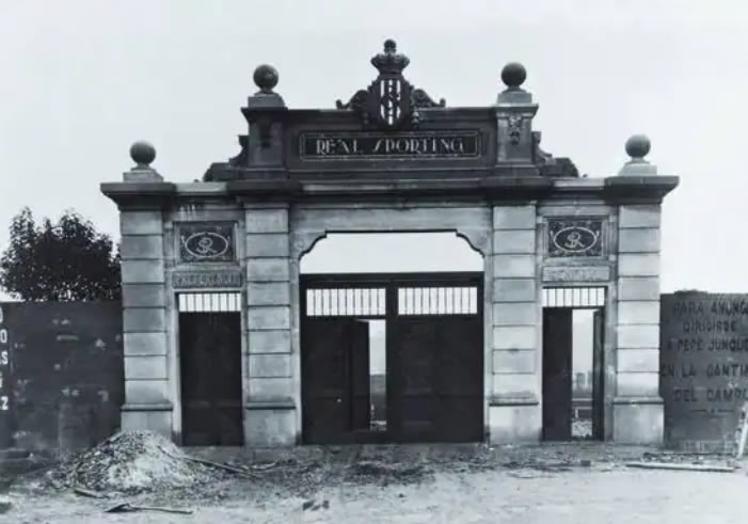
[0,208,121,301]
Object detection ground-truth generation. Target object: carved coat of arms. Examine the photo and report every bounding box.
[336,39,445,130]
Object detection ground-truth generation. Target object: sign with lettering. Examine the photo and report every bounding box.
[660,293,748,451]
[178,222,235,263]
[547,219,603,257]
[0,304,12,447]
[299,131,481,159]
[173,270,243,289]
[542,266,610,283]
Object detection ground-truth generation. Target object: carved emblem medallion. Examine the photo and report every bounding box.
[178,222,235,263]
[548,219,603,257]
[336,39,445,130]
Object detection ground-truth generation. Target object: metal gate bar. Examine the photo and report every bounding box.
[542,287,606,308]
[178,292,242,313]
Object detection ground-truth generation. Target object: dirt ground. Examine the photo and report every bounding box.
[3,443,747,523]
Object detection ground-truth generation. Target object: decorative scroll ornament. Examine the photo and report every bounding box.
[336,39,445,130]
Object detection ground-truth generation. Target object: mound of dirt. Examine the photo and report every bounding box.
[47,430,217,494]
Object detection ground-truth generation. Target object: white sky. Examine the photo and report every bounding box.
[2,0,747,293]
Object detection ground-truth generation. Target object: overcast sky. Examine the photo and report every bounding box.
[2,1,747,293]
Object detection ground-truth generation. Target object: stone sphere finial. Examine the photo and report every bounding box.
[253,64,279,94]
[130,141,156,168]
[501,62,527,89]
[384,38,397,52]
[625,134,651,160]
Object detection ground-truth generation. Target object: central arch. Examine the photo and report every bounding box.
[294,222,489,444]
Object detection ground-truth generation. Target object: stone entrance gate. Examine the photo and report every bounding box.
[102,40,678,446]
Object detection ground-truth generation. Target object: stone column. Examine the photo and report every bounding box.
[489,204,541,442]
[244,203,296,446]
[613,135,664,443]
[119,143,172,436]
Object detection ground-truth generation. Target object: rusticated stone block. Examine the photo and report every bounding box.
[489,404,541,443]
[245,208,288,233]
[248,330,292,353]
[493,349,536,374]
[120,211,163,235]
[249,354,293,378]
[247,306,291,330]
[492,302,537,326]
[120,235,164,260]
[493,326,537,350]
[124,355,168,380]
[247,258,290,282]
[493,255,535,278]
[493,278,536,302]
[493,206,536,230]
[492,230,535,254]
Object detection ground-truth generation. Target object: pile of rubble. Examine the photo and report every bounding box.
[47,431,218,494]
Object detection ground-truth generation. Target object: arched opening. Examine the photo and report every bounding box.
[299,232,484,444]
[300,232,483,274]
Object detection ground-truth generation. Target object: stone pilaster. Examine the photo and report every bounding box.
[489,205,541,442]
[614,204,664,443]
[244,204,296,446]
[119,209,172,437]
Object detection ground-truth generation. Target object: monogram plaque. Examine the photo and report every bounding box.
[547,219,603,257]
[178,222,235,263]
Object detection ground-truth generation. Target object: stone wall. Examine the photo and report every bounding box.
[0,301,123,451]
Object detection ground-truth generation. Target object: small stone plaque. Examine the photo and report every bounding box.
[542,266,610,283]
[547,219,603,257]
[178,222,235,263]
[173,270,243,289]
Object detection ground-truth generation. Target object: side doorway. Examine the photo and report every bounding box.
[178,292,244,446]
[542,287,606,441]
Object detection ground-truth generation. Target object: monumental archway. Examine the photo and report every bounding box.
[102,40,678,446]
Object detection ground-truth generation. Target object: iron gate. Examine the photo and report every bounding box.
[301,272,484,444]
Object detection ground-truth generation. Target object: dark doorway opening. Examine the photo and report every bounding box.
[300,273,483,444]
[178,292,243,446]
[542,287,606,441]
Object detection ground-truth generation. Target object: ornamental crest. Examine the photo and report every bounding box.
[336,39,445,130]
[547,219,604,257]
[178,222,235,263]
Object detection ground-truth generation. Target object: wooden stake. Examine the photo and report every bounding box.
[735,402,748,459]
[626,462,735,473]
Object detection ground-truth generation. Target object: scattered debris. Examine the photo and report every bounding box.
[735,402,748,459]
[105,502,193,515]
[47,430,220,494]
[73,486,104,498]
[251,461,278,471]
[626,461,736,473]
[158,446,257,479]
[349,461,428,484]
[302,498,329,511]
[0,495,11,514]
